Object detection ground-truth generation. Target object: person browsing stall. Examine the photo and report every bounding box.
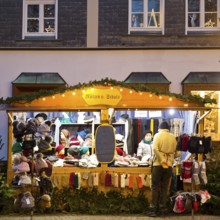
[148,121,177,217]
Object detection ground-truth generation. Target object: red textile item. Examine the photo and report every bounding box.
[136,175,143,188]
[181,134,189,151]
[115,147,124,156]
[128,175,133,189]
[192,200,199,212]
[181,161,193,179]
[69,172,75,186]
[105,173,112,187]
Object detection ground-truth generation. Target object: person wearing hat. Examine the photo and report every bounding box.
[147,121,177,217]
[55,144,65,159]
[137,130,154,161]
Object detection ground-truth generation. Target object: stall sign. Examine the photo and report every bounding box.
[82,88,122,106]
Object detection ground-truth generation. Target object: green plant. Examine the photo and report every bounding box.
[0,174,14,213]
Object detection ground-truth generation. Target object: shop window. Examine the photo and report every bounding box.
[128,0,164,34]
[186,0,220,33]
[182,72,220,141]
[12,72,67,96]
[124,72,170,92]
[22,0,58,39]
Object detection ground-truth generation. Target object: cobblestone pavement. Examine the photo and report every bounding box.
[0,214,219,220]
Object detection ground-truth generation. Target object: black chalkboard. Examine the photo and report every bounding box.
[95,124,115,163]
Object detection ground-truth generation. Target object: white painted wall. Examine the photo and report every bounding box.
[0,49,220,159]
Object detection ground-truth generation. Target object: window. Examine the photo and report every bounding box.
[22,0,58,39]
[129,0,164,34]
[186,0,220,32]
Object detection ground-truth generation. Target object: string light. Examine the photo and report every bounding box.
[91,88,95,91]
[110,87,114,90]
[120,88,123,92]
[52,96,55,99]
[72,92,76,95]
[62,94,65,97]
[129,90,133,94]
[159,96,162,99]
[139,92,142,95]
[82,90,85,94]
[42,98,46,101]
[169,97,172,101]
[149,94,152,97]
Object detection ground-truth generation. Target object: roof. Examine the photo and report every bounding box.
[124,72,171,84]
[12,72,67,85]
[182,72,220,84]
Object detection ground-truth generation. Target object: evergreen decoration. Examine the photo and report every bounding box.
[0,78,216,105]
[50,187,148,215]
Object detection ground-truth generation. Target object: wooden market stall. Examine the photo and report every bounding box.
[5,79,211,194]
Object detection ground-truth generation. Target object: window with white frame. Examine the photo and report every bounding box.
[22,0,57,39]
[187,0,220,31]
[129,0,164,34]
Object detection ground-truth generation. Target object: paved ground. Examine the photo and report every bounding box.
[0,214,219,220]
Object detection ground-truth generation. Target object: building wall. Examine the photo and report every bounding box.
[1,0,220,48]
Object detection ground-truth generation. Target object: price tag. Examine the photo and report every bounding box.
[26,198,30,205]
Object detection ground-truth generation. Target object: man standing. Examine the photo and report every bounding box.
[148,121,177,217]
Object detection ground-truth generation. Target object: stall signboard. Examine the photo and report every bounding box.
[82,88,122,106]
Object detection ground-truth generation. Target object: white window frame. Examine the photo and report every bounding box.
[128,0,165,34]
[186,0,220,34]
[22,0,58,39]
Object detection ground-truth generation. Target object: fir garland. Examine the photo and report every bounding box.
[0,78,217,105]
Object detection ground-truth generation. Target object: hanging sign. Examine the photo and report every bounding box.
[82,88,122,106]
[95,124,115,163]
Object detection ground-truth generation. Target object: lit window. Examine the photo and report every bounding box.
[129,0,164,34]
[186,0,220,31]
[22,0,57,39]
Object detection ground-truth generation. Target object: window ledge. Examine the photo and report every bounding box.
[129,31,163,36]
[22,36,57,41]
[187,30,220,36]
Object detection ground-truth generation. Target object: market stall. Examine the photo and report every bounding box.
[5,79,214,195]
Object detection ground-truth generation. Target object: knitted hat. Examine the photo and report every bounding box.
[159,121,169,129]
[35,123,51,137]
[20,155,29,162]
[77,129,90,140]
[35,113,47,121]
[115,147,124,156]
[144,130,152,135]
[67,147,80,157]
[56,144,65,153]
[16,161,30,173]
[69,137,80,147]
[61,129,70,138]
[38,140,51,152]
[12,142,22,154]
[79,146,89,155]
[40,194,51,208]
[45,135,53,144]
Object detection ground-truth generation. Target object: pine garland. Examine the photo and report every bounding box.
[0,78,217,105]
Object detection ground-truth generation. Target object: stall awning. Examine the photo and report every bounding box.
[182,72,220,84]
[12,72,67,85]
[124,72,171,84]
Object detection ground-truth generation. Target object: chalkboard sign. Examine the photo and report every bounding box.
[95,124,115,163]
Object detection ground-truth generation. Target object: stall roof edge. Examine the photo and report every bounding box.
[12,72,67,84]
[182,72,220,84]
[124,72,171,84]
